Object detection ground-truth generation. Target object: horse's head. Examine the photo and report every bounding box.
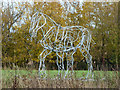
[29,12,61,42]
[29,12,46,41]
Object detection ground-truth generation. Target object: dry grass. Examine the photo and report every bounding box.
[2,70,119,88]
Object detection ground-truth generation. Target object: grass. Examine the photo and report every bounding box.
[2,69,117,78]
[2,69,119,88]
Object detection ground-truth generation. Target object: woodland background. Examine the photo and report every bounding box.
[1,2,120,71]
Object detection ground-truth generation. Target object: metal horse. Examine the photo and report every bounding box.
[29,12,94,79]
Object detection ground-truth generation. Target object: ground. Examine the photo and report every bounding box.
[2,69,119,88]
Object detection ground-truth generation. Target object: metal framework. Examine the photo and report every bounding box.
[29,0,94,79]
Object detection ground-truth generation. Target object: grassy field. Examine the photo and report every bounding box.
[2,69,117,79]
[2,69,119,88]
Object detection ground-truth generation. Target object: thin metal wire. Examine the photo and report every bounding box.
[29,1,94,79]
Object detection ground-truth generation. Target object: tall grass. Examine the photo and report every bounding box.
[2,68,119,88]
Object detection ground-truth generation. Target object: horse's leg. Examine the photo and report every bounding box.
[61,52,65,76]
[38,49,46,78]
[79,45,93,79]
[85,52,93,79]
[64,52,75,78]
[38,49,52,79]
[81,49,93,79]
[56,55,61,76]
[56,52,65,78]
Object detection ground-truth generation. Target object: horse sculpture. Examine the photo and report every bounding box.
[29,12,94,79]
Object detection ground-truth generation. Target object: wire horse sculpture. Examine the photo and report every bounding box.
[29,11,94,79]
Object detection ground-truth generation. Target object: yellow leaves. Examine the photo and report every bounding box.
[32,58,39,62]
[14,25,19,30]
[3,56,12,62]
[15,6,18,9]
[20,17,23,20]
[49,60,55,63]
